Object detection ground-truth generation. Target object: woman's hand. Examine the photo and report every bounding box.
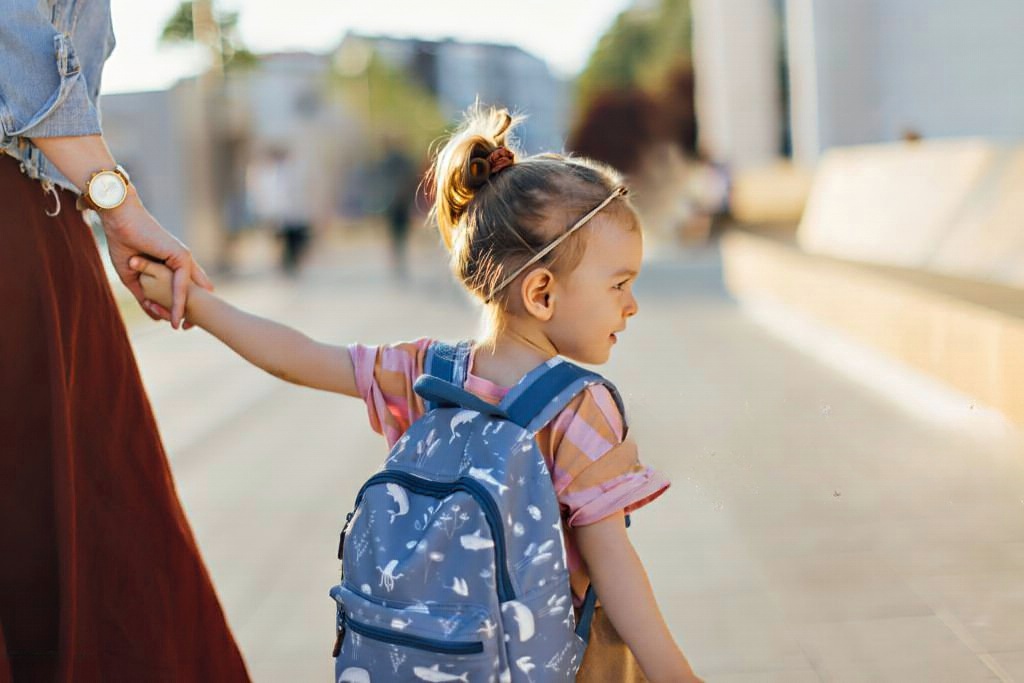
[101,189,212,328]
[25,134,213,329]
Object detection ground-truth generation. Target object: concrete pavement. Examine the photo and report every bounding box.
[128,237,1024,682]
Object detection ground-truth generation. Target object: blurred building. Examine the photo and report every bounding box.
[101,79,225,265]
[692,0,1024,168]
[100,53,363,266]
[338,34,569,154]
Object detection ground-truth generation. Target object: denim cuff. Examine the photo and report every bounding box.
[0,33,102,140]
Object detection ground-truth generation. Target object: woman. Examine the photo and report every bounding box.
[0,1,249,680]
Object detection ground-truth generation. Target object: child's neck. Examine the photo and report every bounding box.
[472,326,556,388]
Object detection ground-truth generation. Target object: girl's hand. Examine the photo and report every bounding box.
[129,256,175,312]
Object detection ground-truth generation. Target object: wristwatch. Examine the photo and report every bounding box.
[76,164,132,212]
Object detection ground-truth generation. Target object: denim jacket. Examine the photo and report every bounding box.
[0,0,116,193]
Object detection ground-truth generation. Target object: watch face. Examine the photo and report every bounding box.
[90,171,128,209]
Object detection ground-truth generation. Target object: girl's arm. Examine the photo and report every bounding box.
[574,511,703,683]
[131,257,359,397]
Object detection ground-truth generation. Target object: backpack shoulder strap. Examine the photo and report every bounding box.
[500,359,630,646]
[412,375,509,419]
[501,358,626,435]
[422,340,473,412]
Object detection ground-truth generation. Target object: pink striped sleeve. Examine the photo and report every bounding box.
[544,384,670,527]
[347,338,433,448]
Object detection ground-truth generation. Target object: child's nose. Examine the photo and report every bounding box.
[625,293,639,317]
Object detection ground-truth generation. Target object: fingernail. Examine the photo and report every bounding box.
[129,257,138,268]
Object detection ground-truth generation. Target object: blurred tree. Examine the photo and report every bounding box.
[331,42,447,163]
[160,1,257,72]
[569,0,696,171]
[568,89,661,174]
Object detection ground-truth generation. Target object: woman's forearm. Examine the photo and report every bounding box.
[185,287,358,396]
[29,135,117,191]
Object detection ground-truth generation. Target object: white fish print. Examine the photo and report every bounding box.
[525,539,555,565]
[512,522,525,537]
[413,664,470,682]
[390,617,413,631]
[527,505,542,521]
[501,600,535,642]
[468,467,509,495]
[477,618,498,639]
[338,667,371,683]
[449,410,477,433]
[385,484,409,524]
[459,529,495,551]
[449,577,469,596]
[516,656,536,675]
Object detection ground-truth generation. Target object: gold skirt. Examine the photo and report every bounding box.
[575,606,648,682]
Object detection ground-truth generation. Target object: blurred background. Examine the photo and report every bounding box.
[104,0,1024,680]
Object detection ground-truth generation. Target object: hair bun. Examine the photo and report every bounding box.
[465,154,491,189]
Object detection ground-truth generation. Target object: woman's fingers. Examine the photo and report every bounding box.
[169,261,189,329]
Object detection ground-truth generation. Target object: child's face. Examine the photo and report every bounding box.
[547,216,642,365]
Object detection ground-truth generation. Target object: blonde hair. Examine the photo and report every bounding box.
[428,104,638,313]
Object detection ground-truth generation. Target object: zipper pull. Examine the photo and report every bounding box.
[332,611,346,657]
[337,512,354,560]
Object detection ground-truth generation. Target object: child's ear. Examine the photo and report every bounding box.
[520,268,555,322]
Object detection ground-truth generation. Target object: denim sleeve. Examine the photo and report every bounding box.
[0,0,102,140]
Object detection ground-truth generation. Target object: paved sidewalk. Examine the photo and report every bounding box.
[129,238,1024,682]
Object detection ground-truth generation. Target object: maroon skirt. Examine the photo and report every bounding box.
[0,155,249,682]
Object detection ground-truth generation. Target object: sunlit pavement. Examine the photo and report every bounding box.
[129,236,1024,682]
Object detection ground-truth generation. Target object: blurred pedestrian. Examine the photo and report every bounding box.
[0,2,249,680]
[130,105,703,682]
[249,147,312,276]
[377,138,419,279]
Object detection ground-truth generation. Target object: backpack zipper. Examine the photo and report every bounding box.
[341,612,484,655]
[347,470,516,601]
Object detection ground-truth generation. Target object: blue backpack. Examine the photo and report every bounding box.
[330,341,625,682]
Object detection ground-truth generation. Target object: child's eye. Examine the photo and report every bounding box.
[613,280,629,291]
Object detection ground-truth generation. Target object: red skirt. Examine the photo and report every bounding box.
[0,155,250,682]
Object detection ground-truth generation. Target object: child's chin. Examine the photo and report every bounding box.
[583,348,612,366]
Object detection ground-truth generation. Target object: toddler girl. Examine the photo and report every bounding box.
[132,105,702,682]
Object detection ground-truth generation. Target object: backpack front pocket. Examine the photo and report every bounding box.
[332,584,502,682]
[343,613,483,655]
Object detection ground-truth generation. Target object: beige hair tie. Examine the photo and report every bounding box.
[485,185,628,303]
